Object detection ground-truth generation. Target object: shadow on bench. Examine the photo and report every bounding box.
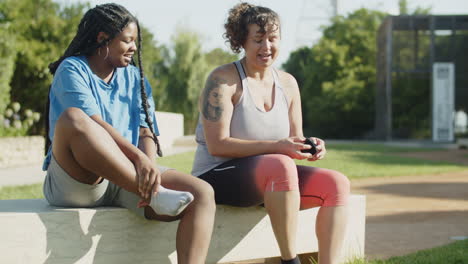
[0,195,365,263]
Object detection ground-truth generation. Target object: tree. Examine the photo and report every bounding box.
[204,48,239,70]
[399,0,431,15]
[156,27,211,133]
[399,0,409,15]
[0,23,16,114]
[133,25,166,110]
[1,0,165,135]
[154,42,238,134]
[1,0,87,133]
[284,9,386,138]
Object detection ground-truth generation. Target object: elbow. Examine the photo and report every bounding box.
[206,144,223,157]
[206,140,230,157]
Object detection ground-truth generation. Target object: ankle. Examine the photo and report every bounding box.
[281,256,301,264]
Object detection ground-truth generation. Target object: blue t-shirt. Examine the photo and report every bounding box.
[43,56,159,170]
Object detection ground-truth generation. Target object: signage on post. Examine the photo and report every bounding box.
[432,63,455,142]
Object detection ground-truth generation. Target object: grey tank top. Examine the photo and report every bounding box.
[191,61,290,176]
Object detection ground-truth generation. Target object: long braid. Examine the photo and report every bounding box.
[136,21,163,157]
[44,86,51,155]
[45,8,106,153]
[45,4,163,157]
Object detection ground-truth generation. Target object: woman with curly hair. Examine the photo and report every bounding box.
[192,3,350,264]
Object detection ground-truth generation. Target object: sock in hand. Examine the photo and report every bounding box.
[149,186,194,216]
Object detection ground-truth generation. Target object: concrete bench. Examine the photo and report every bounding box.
[0,195,365,264]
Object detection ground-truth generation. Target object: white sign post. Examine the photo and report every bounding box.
[432,63,455,142]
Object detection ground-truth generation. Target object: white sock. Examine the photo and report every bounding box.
[149,186,194,216]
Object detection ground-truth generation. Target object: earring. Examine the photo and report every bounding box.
[98,47,101,56]
[103,46,109,60]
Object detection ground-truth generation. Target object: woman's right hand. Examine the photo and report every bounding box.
[134,154,161,201]
[275,137,313,160]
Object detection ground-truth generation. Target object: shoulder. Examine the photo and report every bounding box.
[208,62,239,84]
[53,56,92,87]
[55,56,89,75]
[205,62,240,93]
[276,69,300,98]
[276,69,299,88]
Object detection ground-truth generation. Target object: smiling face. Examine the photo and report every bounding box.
[105,22,138,68]
[242,22,281,69]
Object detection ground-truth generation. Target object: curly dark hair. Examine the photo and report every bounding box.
[223,2,280,54]
[45,3,163,157]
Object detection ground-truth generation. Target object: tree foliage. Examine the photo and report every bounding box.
[155,28,238,133]
[154,27,210,133]
[133,25,165,108]
[0,0,165,135]
[205,48,239,70]
[284,9,386,138]
[284,3,433,139]
[0,0,87,134]
[0,23,16,114]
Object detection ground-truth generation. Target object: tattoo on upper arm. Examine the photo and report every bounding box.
[202,76,225,122]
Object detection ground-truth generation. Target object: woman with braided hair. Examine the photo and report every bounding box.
[42,4,215,263]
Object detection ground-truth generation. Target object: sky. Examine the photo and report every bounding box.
[55,0,468,66]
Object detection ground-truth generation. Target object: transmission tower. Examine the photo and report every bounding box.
[295,0,339,48]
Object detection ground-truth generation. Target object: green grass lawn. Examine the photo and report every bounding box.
[1,143,466,200]
[296,143,467,178]
[344,239,468,264]
[158,143,467,179]
[0,183,43,200]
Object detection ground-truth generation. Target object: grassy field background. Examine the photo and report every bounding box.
[1,143,466,200]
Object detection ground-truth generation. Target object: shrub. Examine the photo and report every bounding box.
[0,102,41,137]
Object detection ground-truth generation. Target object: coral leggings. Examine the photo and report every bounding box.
[198,154,350,209]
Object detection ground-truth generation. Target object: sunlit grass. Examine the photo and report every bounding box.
[0,183,43,200]
[296,143,466,179]
[1,143,466,199]
[343,239,468,264]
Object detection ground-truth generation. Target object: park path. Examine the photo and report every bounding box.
[352,163,468,259]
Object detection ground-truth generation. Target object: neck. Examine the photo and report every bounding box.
[87,54,115,82]
[241,57,271,81]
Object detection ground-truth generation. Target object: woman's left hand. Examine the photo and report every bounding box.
[308,137,326,161]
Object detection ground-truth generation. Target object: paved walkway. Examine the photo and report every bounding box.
[352,170,468,259]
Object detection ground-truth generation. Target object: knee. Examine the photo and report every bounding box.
[191,179,216,208]
[258,154,297,178]
[256,154,298,191]
[321,170,350,206]
[56,107,91,133]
